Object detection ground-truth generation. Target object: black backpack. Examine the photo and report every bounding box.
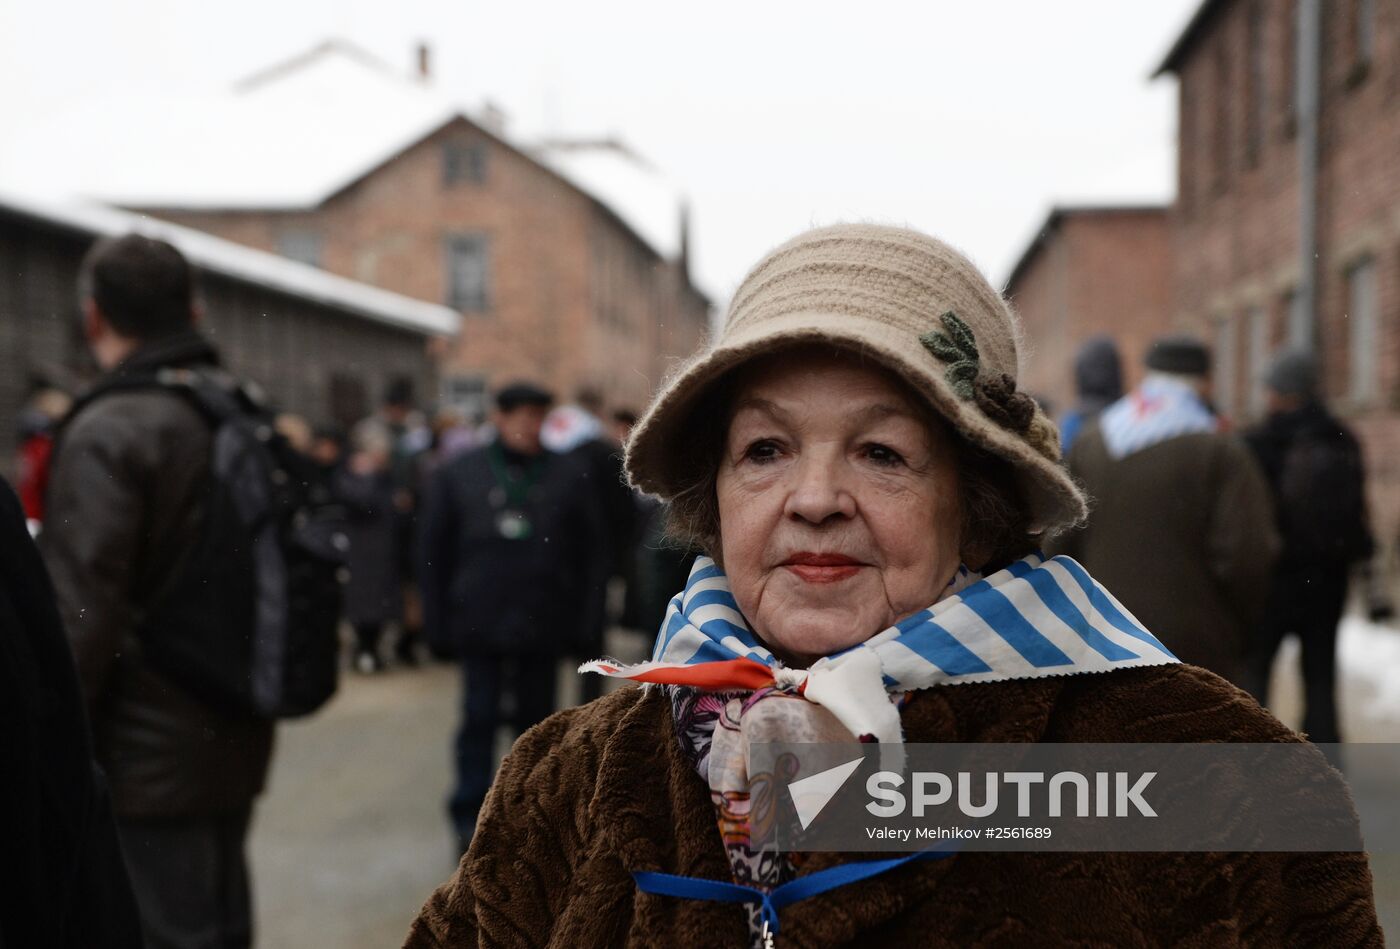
[67,367,346,719]
[1277,426,1374,566]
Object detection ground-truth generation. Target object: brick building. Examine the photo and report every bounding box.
[1156,0,1400,550]
[1005,206,1173,414]
[0,41,711,419]
[1,190,459,481]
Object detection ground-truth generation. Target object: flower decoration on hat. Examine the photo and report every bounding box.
[919,310,1037,437]
[919,311,980,400]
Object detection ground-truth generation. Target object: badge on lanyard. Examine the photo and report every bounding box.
[496,509,533,540]
[486,442,543,541]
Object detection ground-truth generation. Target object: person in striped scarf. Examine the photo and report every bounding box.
[405,224,1380,948]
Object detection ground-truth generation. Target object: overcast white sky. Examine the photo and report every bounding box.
[0,0,1199,302]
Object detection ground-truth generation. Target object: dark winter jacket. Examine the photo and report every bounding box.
[39,330,274,819]
[1245,400,1374,571]
[404,665,1381,947]
[1048,425,1278,684]
[419,440,603,657]
[0,478,143,948]
[568,436,637,651]
[334,465,404,627]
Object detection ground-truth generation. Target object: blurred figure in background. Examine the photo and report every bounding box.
[15,387,72,527]
[0,474,142,948]
[420,381,603,852]
[1057,335,1122,454]
[609,408,638,446]
[1242,351,1375,743]
[423,406,479,474]
[608,407,696,645]
[560,389,634,702]
[336,420,403,674]
[273,412,312,456]
[308,425,347,486]
[41,235,273,949]
[1049,335,1278,683]
[360,382,431,666]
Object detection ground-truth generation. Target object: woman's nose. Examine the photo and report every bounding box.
[783,454,856,525]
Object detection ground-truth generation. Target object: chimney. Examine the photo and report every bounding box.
[678,199,692,282]
[416,42,432,81]
[480,100,508,137]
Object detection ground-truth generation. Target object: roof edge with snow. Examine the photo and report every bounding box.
[0,190,460,338]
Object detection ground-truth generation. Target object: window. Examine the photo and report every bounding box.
[443,141,487,186]
[1246,305,1270,418]
[1356,0,1376,66]
[1246,0,1267,166]
[1282,0,1299,130]
[443,374,488,419]
[444,234,491,312]
[1346,0,1375,85]
[1347,256,1378,403]
[1179,73,1195,216]
[1285,286,1309,348]
[276,229,323,268]
[328,372,368,430]
[1213,42,1231,191]
[1213,314,1238,420]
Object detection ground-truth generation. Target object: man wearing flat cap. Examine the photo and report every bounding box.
[419,380,604,852]
[1049,335,1279,684]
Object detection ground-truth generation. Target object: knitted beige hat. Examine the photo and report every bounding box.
[626,223,1087,534]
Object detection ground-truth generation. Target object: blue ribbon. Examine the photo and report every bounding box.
[632,847,955,937]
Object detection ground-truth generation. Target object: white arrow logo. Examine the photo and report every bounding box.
[788,758,863,830]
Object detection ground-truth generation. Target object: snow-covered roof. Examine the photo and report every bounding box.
[0,40,687,262]
[0,41,460,211]
[533,140,685,261]
[0,189,460,337]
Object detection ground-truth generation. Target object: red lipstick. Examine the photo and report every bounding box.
[782,552,864,584]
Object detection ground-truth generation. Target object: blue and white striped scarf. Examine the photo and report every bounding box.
[1099,375,1219,460]
[583,552,1178,743]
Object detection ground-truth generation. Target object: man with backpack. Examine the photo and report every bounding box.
[1243,351,1374,744]
[41,234,339,948]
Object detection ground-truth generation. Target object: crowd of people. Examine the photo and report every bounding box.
[2,226,1391,947]
[4,233,692,947]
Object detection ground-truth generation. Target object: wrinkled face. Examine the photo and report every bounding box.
[494,404,548,455]
[716,348,963,666]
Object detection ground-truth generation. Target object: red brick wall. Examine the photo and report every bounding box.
[1170,0,1400,553]
[144,118,709,417]
[1009,210,1173,416]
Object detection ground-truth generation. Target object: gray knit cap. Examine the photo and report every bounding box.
[1265,350,1319,398]
[624,223,1088,533]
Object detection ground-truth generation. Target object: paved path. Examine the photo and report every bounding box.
[248,629,1399,947]
[249,662,461,949]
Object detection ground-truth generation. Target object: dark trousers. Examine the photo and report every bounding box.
[1243,567,1348,744]
[353,622,383,658]
[450,655,557,842]
[117,809,253,949]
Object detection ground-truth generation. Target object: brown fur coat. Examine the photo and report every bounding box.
[405,665,1382,947]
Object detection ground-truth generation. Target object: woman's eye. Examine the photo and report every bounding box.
[864,443,905,467]
[742,439,783,464]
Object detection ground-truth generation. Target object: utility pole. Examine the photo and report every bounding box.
[1294,0,1321,351]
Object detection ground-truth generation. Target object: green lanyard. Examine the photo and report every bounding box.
[486,441,545,509]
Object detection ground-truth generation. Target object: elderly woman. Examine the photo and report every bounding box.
[405,225,1380,947]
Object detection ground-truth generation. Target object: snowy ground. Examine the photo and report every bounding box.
[1267,615,1400,741]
